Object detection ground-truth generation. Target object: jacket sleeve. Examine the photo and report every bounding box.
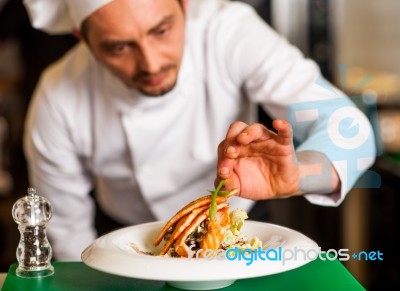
[213,3,377,206]
[23,73,96,261]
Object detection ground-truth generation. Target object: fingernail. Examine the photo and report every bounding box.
[226,146,236,154]
[219,167,230,176]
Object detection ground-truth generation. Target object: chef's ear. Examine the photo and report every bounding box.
[72,28,83,40]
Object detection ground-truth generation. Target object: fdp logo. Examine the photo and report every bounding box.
[287,65,381,190]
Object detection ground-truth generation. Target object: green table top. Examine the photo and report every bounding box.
[2,259,365,291]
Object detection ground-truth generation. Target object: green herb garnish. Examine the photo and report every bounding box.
[209,180,225,223]
[207,190,230,196]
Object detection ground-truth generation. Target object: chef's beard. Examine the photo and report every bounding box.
[136,79,178,97]
[131,64,179,97]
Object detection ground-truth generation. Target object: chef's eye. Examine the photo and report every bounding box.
[111,44,129,55]
[102,43,130,56]
[155,28,167,36]
[152,24,171,38]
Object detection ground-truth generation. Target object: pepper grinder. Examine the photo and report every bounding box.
[12,187,54,278]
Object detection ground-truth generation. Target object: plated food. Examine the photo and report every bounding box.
[153,181,261,258]
[82,182,319,290]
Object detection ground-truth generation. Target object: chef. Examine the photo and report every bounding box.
[22,0,376,260]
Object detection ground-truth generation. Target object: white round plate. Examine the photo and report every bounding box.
[82,221,319,290]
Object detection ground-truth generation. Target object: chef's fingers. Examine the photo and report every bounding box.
[220,121,249,159]
[216,147,237,191]
[224,122,278,159]
[224,121,249,139]
[273,119,293,146]
[235,123,275,146]
[215,150,238,191]
[214,175,238,193]
[217,121,248,181]
[235,120,292,146]
[235,120,293,157]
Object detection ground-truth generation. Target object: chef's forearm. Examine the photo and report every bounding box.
[49,222,97,261]
[296,150,341,195]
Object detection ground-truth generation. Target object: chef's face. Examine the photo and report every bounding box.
[83,0,185,96]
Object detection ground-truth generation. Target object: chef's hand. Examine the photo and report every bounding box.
[216,120,340,200]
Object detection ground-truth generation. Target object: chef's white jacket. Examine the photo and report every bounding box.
[24,0,376,260]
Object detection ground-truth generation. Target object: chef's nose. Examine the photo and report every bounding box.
[137,41,163,74]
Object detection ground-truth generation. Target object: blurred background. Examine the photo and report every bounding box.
[0,0,399,289]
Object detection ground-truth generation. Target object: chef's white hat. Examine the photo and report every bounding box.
[23,0,114,34]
